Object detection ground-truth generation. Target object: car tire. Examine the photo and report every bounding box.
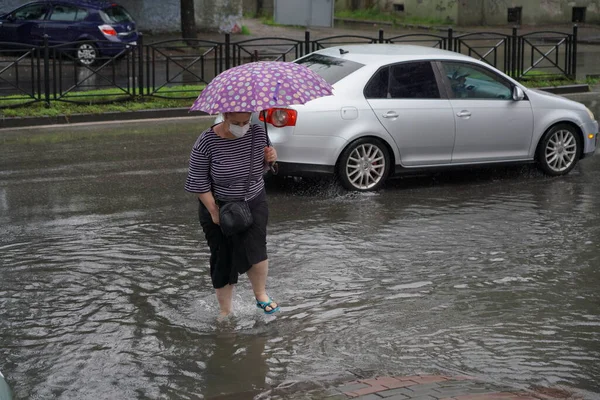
[76,42,98,66]
[536,123,582,176]
[337,137,391,191]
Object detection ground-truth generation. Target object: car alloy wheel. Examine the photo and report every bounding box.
[77,43,98,66]
[537,124,581,176]
[338,138,390,191]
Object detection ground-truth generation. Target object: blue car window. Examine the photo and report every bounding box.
[49,5,78,21]
[13,4,48,20]
[101,6,133,23]
[75,8,89,22]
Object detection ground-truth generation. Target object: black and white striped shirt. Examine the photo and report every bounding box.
[185,123,271,201]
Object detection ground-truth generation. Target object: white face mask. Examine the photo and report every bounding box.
[228,122,250,138]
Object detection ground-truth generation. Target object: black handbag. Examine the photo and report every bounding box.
[219,200,253,236]
[217,127,256,236]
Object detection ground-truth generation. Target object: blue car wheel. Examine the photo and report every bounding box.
[76,42,98,66]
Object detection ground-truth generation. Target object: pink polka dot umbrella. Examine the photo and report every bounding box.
[189,61,334,114]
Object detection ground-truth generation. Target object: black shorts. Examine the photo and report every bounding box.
[198,190,269,289]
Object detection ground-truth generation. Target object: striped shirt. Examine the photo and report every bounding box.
[185,123,271,201]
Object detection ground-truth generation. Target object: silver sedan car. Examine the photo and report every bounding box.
[260,44,598,191]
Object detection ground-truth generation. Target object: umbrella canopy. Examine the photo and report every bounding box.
[189,61,334,114]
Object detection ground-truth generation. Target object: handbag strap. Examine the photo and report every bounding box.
[243,124,256,201]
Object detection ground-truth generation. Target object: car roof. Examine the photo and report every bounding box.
[313,44,477,66]
[26,0,118,10]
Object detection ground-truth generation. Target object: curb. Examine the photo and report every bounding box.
[0,107,201,130]
[537,84,590,94]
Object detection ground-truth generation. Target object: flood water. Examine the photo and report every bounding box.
[0,119,599,399]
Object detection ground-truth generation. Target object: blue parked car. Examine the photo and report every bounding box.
[0,0,138,65]
[0,370,11,400]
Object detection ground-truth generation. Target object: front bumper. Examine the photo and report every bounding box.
[581,119,599,157]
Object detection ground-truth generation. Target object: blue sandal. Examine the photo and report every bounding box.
[256,297,280,315]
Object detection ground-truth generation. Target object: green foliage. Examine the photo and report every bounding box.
[335,7,448,26]
[241,25,251,35]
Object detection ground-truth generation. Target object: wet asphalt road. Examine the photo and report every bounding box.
[0,119,599,399]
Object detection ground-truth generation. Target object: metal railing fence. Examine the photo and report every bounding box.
[0,26,579,108]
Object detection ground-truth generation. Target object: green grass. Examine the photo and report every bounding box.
[259,15,305,29]
[2,77,598,120]
[0,85,204,118]
[522,76,599,88]
[335,7,450,26]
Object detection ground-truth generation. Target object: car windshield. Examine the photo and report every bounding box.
[295,54,364,85]
[100,5,133,24]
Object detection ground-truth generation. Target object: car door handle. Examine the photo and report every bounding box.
[456,110,472,117]
[382,111,399,119]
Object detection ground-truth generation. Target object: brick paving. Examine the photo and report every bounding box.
[320,375,582,400]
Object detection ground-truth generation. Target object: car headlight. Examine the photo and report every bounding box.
[585,107,595,121]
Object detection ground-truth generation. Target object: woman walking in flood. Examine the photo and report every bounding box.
[186,61,333,317]
[185,111,279,318]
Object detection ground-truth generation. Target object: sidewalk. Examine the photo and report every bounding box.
[146,18,600,45]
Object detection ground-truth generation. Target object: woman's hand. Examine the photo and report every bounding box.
[209,209,220,225]
[198,193,220,225]
[264,146,277,163]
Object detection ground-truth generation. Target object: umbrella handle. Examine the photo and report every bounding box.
[263,109,279,176]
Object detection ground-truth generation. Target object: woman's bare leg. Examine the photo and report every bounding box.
[215,284,234,317]
[247,260,278,312]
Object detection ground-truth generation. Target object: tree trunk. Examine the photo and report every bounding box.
[181,0,197,41]
[351,0,361,11]
[257,0,264,16]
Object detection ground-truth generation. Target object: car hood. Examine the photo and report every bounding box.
[527,88,587,111]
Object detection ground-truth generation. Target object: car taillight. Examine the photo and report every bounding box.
[259,108,297,127]
[99,25,117,36]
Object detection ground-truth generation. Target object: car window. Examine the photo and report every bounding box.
[295,54,364,85]
[441,62,512,100]
[100,6,134,23]
[364,67,389,98]
[364,61,440,99]
[12,4,48,20]
[75,8,89,21]
[49,5,78,21]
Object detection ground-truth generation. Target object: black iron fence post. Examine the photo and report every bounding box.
[379,29,384,43]
[130,39,136,96]
[225,33,231,70]
[138,33,144,96]
[511,26,518,77]
[43,35,50,106]
[305,31,310,56]
[447,27,453,51]
[572,24,578,78]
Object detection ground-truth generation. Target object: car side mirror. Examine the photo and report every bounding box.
[512,86,525,101]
